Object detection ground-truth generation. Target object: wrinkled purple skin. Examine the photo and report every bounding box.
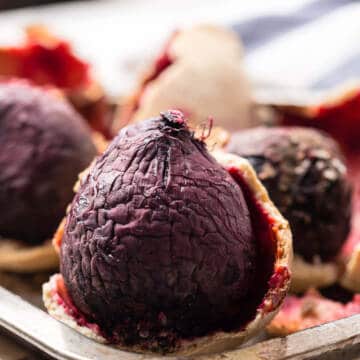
[0,81,97,244]
[61,111,257,352]
[227,126,352,262]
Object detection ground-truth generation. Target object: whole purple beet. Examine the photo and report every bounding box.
[61,110,258,352]
[0,81,97,244]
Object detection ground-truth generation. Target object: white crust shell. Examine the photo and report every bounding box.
[118,25,254,132]
[340,244,360,292]
[0,239,58,273]
[43,275,106,343]
[290,255,339,293]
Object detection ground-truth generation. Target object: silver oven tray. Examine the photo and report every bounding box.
[0,274,360,360]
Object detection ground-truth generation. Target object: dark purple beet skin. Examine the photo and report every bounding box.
[61,110,258,352]
[227,126,352,262]
[0,81,97,244]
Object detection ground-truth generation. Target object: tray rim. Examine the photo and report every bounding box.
[0,285,360,360]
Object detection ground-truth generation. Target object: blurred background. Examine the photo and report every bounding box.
[2,0,359,101]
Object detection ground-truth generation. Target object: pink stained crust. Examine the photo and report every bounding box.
[341,155,360,258]
[51,274,103,337]
[262,266,291,313]
[0,37,90,90]
[280,89,360,154]
[269,289,360,335]
[227,165,290,318]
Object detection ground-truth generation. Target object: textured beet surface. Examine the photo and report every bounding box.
[0,81,97,244]
[61,110,259,352]
[227,126,352,262]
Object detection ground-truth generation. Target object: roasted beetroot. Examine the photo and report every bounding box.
[271,86,360,293]
[227,126,352,263]
[0,81,97,244]
[44,111,292,354]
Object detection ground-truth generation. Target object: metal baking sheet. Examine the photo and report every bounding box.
[0,276,360,360]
